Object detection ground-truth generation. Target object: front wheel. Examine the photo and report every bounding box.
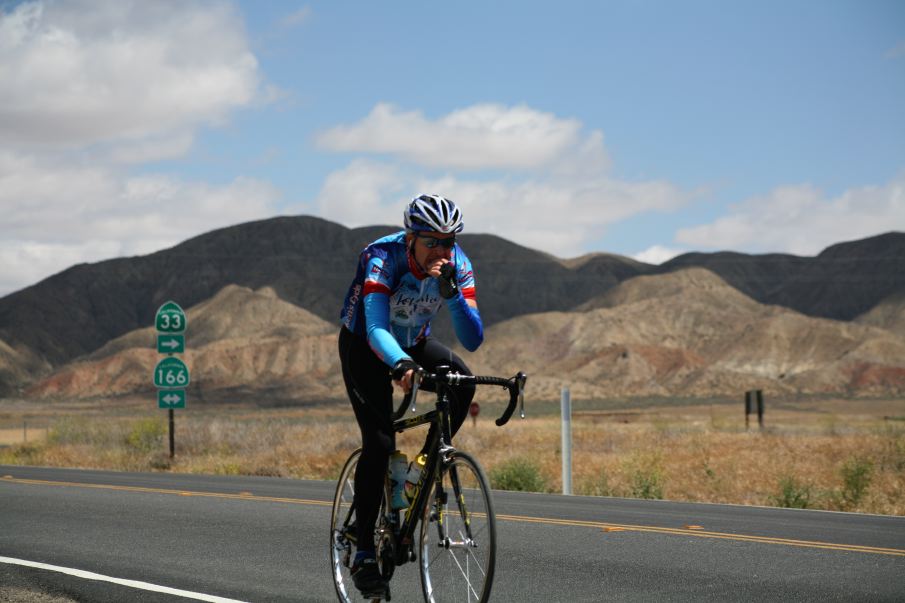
[419,451,496,603]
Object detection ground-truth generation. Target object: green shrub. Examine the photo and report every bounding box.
[214,461,243,476]
[631,467,664,499]
[125,418,165,453]
[489,457,547,492]
[840,456,872,509]
[579,469,614,497]
[4,442,43,464]
[771,476,812,509]
[627,452,665,500]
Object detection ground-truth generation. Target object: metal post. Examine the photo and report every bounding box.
[169,408,175,458]
[756,390,765,430]
[561,386,572,495]
[744,391,752,430]
[23,420,27,443]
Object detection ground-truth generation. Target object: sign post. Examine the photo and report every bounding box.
[154,301,187,459]
[744,390,765,431]
[561,386,572,495]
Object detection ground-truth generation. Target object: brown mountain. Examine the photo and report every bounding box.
[659,232,905,320]
[855,292,905,338]
[26,269,905,403]
[0,217,650,395]
[27,285,343,403]
[463,268,905,400]
[0,216,903,397]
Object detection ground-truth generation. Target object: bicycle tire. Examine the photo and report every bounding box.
[330,449,361,602]
[419,451,496,603]
[330,449,396,602]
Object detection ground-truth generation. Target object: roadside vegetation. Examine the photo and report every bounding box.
[1,397,903,515]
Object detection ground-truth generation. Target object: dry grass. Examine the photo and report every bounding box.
[1,396,904,515]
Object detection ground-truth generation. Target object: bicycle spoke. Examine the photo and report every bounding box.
[445,545,482,601]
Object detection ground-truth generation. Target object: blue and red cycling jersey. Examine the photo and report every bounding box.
[340,231,482,367]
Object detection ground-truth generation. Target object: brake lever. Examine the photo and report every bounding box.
[409,369,423,413]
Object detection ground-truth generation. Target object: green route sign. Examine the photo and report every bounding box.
[153,357,190,389]
[158,390,186,409]
[154,301,187,458]
[155,301,187,334]
[157,334,185,354]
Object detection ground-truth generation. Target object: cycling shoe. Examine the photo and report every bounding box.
[351,557,387,598]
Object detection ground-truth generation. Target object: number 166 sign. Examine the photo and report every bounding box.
[153,357,190,388]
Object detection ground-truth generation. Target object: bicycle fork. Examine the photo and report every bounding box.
[435,465,478,549]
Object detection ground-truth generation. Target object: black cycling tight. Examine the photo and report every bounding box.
[338,326,475,553]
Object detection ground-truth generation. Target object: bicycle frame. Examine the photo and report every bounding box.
[388,387,449,564]
[386,366,526,566]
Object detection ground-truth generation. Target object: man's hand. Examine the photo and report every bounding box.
[438,262,459,299]
[394,369,415,394]
[425,257,448,278]
[392,359,421,394]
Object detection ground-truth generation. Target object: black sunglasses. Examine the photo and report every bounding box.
[416,233,456,249]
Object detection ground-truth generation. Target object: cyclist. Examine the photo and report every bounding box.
[338,194,484,597]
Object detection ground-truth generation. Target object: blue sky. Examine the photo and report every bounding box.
[1,0,903,296]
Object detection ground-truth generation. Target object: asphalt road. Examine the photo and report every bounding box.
[1,465,903,602]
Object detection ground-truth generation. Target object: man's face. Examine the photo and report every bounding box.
[409,232,455,276]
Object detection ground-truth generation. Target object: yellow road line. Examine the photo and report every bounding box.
[1,476,332,507]
[4,475,903,557]
[495,513,905,557]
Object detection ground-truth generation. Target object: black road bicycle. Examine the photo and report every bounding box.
[330,366,527,602]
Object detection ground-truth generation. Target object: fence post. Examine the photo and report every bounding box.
[756,390,765,430]
[745,390,765,431]
[561,386,572,495]
[744,391,752,430]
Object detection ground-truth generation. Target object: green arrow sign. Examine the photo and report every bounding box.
[155,301,187,334]
[157,334,185,354]
[158,389,186,409]
[153,357,190,388]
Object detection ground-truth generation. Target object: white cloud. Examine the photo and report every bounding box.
[0,0,261,150]
[0,1,274,297]
[632,245,685,265]
[312,159,409,227]
[316,103,610,173]
[312,159,686,258]
[0,152,280,295]
[311,102,688,257]
[676,176,905,256]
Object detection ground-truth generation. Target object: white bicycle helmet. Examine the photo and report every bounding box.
[404,194,464,234]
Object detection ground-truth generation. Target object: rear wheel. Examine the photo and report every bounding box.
[330,449,396,601]
[419,451,496,603]
[330,449,361,602]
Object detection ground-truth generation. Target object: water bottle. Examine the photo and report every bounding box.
[389,450,409,510]
[404,453,427,501]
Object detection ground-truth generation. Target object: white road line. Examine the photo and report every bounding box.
[0,556,248,603]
